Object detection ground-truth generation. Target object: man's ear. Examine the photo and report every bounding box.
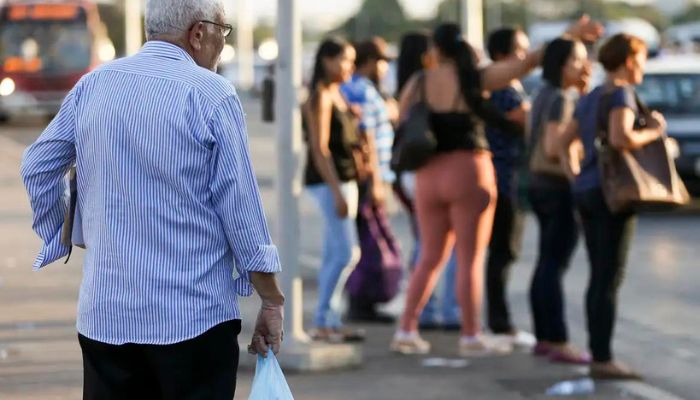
[189,23,204,51]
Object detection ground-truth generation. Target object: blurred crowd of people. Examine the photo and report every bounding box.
[302,15,664,381]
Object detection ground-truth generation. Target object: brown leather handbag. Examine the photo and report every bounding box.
[596,87,690,213]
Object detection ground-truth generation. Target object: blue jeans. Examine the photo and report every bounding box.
[414,238,460,325]
[308,182,360,328]
[401,173,460,325]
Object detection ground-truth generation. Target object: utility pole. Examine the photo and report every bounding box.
[461,0,484,49]
[125,0,142,56]
[274,0,363,371]
[236,0,255,91]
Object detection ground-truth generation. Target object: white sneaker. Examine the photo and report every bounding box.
[390,331,431,355]
[459,334,513,357]
[493,330,536,350]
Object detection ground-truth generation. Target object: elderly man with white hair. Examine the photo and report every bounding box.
[20,0,284,398]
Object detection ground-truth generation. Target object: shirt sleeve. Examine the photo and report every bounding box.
[609,86,637,112]
[493,87,523,113]
[208,95,281,296]
[20,87,79,270]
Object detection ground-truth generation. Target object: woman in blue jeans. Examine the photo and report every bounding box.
[303,38,364,342]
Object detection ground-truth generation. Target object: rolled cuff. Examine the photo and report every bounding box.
[233,244,281,296]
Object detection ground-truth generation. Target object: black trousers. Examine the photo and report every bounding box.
[486,195,525,334]
[528,183,579,343]
[575,188,636,362]
[79,320,241,400]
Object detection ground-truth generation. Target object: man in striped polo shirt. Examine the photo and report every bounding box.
[20,0,284,398]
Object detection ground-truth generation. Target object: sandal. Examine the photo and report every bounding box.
[590,361,643,381]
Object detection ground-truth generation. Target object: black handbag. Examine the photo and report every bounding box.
[391,73,437,172]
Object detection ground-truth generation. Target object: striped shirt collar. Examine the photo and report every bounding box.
[140,40,197,65]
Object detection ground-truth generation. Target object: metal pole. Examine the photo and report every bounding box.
[461,0,484,49]
[237,0,255,91]
[125,0,142,56]
[275,0,308,346]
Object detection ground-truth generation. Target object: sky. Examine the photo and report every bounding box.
[227,0,693,29]
[229,0,447,29]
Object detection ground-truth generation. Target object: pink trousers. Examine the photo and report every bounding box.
[400,150,497,336]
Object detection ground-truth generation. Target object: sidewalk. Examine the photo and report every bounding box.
[0,105,694,399]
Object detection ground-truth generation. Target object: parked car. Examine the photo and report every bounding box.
[637,55,700,196]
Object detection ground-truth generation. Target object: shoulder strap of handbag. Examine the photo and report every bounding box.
[417,72,427,104]
[597,86,649,143]
[596,85,617,143]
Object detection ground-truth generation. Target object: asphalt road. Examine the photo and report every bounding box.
[1,101,699,399]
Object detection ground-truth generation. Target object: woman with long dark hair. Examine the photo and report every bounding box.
[391,19,603,356]
[395,31,460,330]
[527,37,592,364]
[559,33,660,380]
[303,37,364,342]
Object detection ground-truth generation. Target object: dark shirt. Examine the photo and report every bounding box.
[304,105,358,186]
[573,85,638,193]
[486,85,527,196]
[430,111,488,153]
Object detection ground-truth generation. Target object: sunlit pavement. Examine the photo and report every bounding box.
[0,96,698,399]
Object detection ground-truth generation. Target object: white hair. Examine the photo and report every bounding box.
[145,0,224,40]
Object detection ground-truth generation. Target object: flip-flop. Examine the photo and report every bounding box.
[548,349,592,365]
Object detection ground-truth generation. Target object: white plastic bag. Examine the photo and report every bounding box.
[248,352,294,400]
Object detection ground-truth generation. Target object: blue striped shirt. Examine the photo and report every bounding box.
[20,41,281,345]
[341,74,396,183]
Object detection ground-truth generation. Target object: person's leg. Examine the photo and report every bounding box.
[579,189,635,363]
[348,182,374,318]
[527,186,579,345]
[449,153,497,338]
[440,250,460,327]
[486,195,521,334]
[399,166,453,334]
[79,334,160,399]
[528,189,550,345]
[146,320,241,400]
[309,183,360,329]
[540,189,579,345]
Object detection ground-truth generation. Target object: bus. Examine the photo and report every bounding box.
[0,0,114,121]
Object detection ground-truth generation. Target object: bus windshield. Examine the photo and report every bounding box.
[0,20,92,74]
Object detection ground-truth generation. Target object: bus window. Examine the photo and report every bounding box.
[0,5,91,74]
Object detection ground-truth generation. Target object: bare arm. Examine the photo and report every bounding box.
[305,91,344,198]
[543,121,569,159]
[250,272,284,305]
[481,51,542,92]
[557,119,584,180]
[398,74,421,122]
[482,15,604,92]
[505,101,530,128]
[609,108,663,151]
[363,128,385,202]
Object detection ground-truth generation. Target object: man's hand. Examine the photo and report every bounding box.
[565,15,605,44]
[248,272,285,358]
[248,300,284,358]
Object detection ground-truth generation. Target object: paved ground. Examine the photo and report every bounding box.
[1,97,699,399]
